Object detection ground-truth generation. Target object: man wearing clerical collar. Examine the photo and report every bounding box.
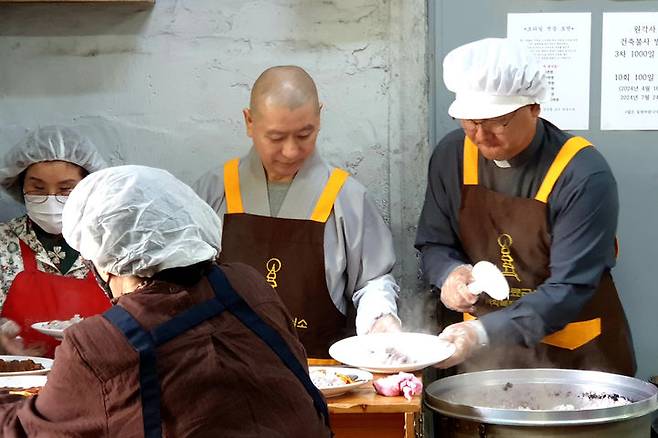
[416,38,635,376]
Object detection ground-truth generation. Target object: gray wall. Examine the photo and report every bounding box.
[431,0,658,379]
[0,1,430,321]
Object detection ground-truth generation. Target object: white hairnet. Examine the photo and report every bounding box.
[0,126,107,202]
[443,38,547,119]
[62,165,221,278]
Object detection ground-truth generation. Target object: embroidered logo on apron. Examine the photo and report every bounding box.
[292,317,308,329]
[265,258,282,289]
[497,233,522,283]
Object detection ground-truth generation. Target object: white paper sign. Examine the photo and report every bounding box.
[601,13,658,130]
[507,13,592,130]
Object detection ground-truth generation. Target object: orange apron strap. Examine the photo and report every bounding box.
[463,137,479,185]
[534,136,592,203]
[463,313,601,350]
[541,318,602,350]
[309,168,349,223]
[223,158,244,214]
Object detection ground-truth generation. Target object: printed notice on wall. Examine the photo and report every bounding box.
[601,13,658,130]
[507,13,592,130]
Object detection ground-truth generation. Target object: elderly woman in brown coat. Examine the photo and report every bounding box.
[0,165,331,438]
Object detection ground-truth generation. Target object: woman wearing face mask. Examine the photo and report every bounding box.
[0,126,111,357]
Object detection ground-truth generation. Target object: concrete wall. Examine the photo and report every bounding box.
[0,0,430,323]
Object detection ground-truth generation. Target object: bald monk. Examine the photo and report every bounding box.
[193,66,401,358]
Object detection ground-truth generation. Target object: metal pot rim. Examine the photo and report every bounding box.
[425,368,658,426]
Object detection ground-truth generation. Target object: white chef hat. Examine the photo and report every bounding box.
[62,165,221,278]
[0,126,107,202]
[443,38,547,120]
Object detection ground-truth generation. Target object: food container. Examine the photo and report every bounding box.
[425,368,658,437]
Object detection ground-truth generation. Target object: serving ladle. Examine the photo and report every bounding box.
[466,261,510,300]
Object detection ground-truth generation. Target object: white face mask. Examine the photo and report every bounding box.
[24,195,68,235]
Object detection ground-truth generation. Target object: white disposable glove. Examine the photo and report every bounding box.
[434,320,487,369]
[0,319,20,338]
[367,313,402,334]
[0,318,43,356]
[440,264,478,313]
[354,274,400,335]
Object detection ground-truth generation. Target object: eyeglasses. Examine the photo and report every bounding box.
[23,192,71,204]
[458,107,522,135]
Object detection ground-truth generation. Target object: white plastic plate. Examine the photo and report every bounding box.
[0,356,52,376]
[31,322,66,340]
[329,332,456,373]
[309,366,373,397]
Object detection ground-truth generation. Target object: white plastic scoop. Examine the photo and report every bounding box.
[466,261,510,300]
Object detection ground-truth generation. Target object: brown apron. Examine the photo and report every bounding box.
[218,158,353,358]
[458,136,636,375]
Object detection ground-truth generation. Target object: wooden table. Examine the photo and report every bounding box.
[310,360,422,438]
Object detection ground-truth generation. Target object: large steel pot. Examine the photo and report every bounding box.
[425,368,658,437]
